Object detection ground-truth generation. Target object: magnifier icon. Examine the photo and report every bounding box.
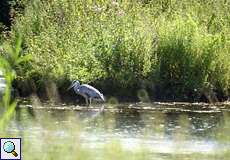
[3,141,18,157]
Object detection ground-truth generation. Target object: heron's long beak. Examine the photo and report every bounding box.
[67,84,74,90]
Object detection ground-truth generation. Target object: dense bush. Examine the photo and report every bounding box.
[154,16,230,99]
[3,0,230,100]
[11,1,155,91]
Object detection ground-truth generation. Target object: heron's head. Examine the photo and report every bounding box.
[68,80,80,90]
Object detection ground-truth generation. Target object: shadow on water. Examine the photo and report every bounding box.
[114,108,145,136]
[164,112,180,138]
[188,112,224,138]
[163,111,224,140]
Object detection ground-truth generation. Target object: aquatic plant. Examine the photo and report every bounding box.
[0,32,30,128]
[0,55,17,129]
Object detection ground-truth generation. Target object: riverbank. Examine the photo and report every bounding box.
[1,0,230,102]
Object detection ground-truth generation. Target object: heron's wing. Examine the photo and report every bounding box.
[79,84,104,100]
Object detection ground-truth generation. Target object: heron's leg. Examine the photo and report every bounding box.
[89,98,92,106]
[85,97,89,106]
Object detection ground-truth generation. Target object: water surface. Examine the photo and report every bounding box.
[2,103,230,159]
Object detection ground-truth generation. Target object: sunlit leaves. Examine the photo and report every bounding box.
[7,0,230,99]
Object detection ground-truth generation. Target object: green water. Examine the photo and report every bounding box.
[1,103,230,160]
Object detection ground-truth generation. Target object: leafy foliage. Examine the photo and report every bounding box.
[6,0,230,100]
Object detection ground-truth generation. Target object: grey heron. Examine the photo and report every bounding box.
[68,80,105,105]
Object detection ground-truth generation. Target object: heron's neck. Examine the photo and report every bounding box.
[73,84,80,92]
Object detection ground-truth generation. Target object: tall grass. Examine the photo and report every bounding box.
[7,0,230,100]
[0,32,30,128]
[0,52,17,129]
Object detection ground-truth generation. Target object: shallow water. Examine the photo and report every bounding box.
[1,103,230,159]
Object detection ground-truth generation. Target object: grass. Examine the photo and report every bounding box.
[21,138,230,160]
[0,32,31,129]
[1,0,230,101]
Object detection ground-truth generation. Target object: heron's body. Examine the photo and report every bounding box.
[69,80,105,105]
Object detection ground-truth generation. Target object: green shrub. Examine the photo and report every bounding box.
[7,0,230,100]
[11,1,155,88]
[154,15,230,99]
